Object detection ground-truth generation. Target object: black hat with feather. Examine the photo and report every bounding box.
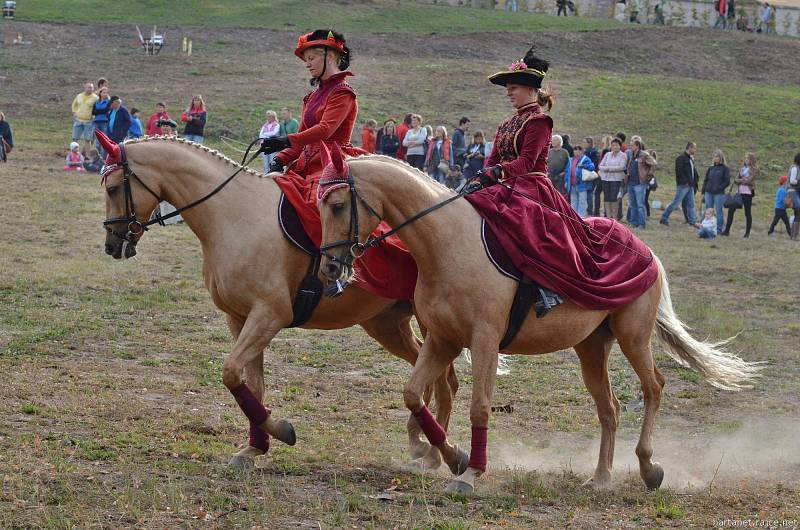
[488,45,549,88]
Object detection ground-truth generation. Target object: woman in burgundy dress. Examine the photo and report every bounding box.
[466,46,657,310]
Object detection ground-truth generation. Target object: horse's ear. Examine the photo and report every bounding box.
[95,129,121,165]
[318,141,332,169]
[330,142,346,174]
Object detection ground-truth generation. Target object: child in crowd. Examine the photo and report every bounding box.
[698,208,717,239]
[444,164,465,191]
[361,119,377,153]
[64,141,85,171]
[147,102,170,136]
[128,108,143,138]
[767,175,791,236]
[83,148,104,173]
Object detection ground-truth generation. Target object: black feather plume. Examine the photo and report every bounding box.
[522,45,549,73]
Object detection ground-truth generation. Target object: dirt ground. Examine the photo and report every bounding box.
[4,21,800,119]
[1,19,800,530]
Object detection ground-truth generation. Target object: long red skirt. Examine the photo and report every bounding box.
[466,173,659,310]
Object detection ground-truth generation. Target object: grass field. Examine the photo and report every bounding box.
[1,1,800,528]
[16,0,624,33]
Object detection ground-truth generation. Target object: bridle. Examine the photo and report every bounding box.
[317,168,468,268]
[103,138,263,243]
[317,169,384,268]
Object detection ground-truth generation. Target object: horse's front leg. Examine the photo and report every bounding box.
[221,309,297,453]
[402,335,469,477]
[445,333,500,495]
[223,315,270,469]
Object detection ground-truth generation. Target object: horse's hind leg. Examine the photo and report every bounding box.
[610,295,666,490]
[573,322,619,488]
[360,301,458,469]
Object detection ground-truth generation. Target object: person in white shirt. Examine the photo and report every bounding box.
[402,114,428,171]
[259,110,280,173]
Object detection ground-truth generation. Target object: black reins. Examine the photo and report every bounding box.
[103,137,263,242]
[318,170,652,268]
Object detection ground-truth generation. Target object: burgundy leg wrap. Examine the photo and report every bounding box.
[249,423,270,453]
[468,426,489,472]
[413,405,447,446]
[230,383,270,426]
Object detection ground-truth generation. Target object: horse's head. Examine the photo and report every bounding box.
[97,131,161,260]
[317,148,383,283]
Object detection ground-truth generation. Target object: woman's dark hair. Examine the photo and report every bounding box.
[616,132,627,143]
[403,114,413,126]
[794,152,800,166]
[307,29,351,71]
[611,138,622,146]
[634,140,646,151]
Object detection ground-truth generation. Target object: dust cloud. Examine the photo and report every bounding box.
[493,417,800,489]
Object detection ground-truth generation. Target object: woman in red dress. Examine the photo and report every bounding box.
[261,29,417,300]
[466,46,658,310]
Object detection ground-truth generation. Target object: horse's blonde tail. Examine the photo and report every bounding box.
[652,255,762,390]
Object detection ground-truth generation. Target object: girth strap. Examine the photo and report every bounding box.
[287,254,324,328]
[499,277,537,350]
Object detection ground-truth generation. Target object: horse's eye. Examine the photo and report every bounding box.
[106,186,118,195]
[331,203,345,214]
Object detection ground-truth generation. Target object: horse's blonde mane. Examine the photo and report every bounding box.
[348,154,455,195]
[124,135,262,177]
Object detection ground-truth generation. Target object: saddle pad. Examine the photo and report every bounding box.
[279,192,317,256]
[481,219,522,282]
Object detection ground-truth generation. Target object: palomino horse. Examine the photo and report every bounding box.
[99,136,459,470]
[317,154,762,494]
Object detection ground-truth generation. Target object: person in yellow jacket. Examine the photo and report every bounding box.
[71,82,99,155]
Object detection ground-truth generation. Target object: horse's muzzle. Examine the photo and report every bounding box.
[322,260,343,281]
[105,237,137,260]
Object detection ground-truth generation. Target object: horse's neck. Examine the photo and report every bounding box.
[131,142,276,248]
[360,159,471,269]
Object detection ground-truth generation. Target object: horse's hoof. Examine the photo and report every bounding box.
[228,454,254,470]
[274,419,296,446]
[444,479,474,495]
[644,462,664,490]
[409,440,432,460]
[447,447,470,476]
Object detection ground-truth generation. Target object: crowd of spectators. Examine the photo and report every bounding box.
[67,78,208,172]
[355,116,798,240]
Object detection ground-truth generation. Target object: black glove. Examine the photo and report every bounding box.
[463,165,503,194]
[478,165,503,186]
[268,157,285,173]
[260,135,290,155]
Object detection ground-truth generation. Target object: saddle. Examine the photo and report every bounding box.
[278,193,324,327]
[480,220,563,349]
